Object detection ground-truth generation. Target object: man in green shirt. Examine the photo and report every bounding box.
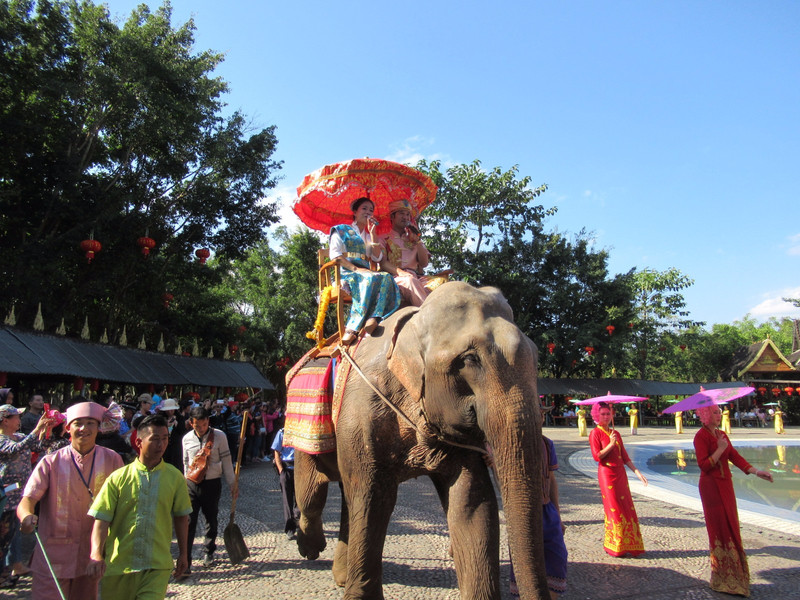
[87,414,192,599]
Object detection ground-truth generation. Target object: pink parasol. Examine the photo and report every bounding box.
[571,392,647,405]
[293,158,437,235]
[661,386,755,414]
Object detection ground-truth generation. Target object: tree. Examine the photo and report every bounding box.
[214,227,325,390]
[0,0,281,352]
[415,160,635,377]
[624,268,703,379]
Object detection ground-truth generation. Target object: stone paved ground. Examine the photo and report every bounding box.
[5,426,799,599]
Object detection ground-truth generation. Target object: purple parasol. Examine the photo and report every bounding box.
[571,392,648,405]
[661,386,755,414]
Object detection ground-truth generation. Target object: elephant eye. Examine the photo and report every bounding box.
[453,352,480,371]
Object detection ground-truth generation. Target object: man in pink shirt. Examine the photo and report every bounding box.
[378,199,437,307]
[17,402,123,600]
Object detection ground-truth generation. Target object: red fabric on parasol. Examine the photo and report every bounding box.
[661,386,755,414]
[571,392,647,405]
[294,158,437,235]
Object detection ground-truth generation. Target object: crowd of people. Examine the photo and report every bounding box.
[0,388,286,598]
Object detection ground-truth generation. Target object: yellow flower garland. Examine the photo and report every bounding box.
[306,285,332,349]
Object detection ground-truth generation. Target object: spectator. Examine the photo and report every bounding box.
[19,393,44,435]
[0,389,13,406]
[133,393,153,421]
[181,406,236,575]
[157,398,184,472]
[0,405,50,584]
[17,402,123,599]
[88,415,191,599]
[272,428,300,539]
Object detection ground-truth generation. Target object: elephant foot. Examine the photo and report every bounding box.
[297,516,326,560]
[332,540,348,587]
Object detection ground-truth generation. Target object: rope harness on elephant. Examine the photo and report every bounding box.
[337,344,488,456]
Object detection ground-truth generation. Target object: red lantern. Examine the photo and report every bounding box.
[73,377,84,392]
[210,386,217,395]
[585,346,594,356]
[628,322,634,329]
[137,236,156,257]
[224,387,231,395]
[0,372,6,386]
[276,357,290,369]
[90,379,100,392]
[234,392,249,403]
[162,292,174,308]
[757,386,767,395]
[679,345,687,351]
[784,387,794,396]
[771,388,780,397]
[229,345,238,355]
[182,352,191,357]
[195,248,211,265]
[238,325,247,335]
[80,239,102,263]
[546,342,555,354]
[166,384,174,394]
[147,383,155,394]
[795,387,800,395]
[606,325,615,336]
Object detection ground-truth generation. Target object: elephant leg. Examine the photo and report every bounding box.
[341,471,398,600]
[436,460,500,600]
[295,451,333,560]
[332,482,349,587]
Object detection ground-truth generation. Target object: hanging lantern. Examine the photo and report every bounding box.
[0,372,7,386]
[605,325,615,336]
[234,392,249,403]
[79,239,102,263]
[195,248,211,265]
[136,236,157,257]
[784,387,794,396]
[771,387,780,397]
[795,387,800,395]
[210,386,217,395]
[166,384,174,394]
[73,377,84,392]
[162,292,174,308]
[659,346,666,352]
[90,379,100,392]
[679,344,687,351]
[224,387,231,395]
[276,357,290,369]
[757,386,767,395]
[147,383,155,394]
[238,325,247,335]
[585,346,595,356]
[628,322,634,329]
[546,342,555,354]
[229,344,238,355]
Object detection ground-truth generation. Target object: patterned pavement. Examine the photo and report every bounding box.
[5,425,799,599]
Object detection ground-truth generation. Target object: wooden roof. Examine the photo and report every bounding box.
[724,338,798,379]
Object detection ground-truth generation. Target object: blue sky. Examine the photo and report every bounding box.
[103,0,800,327]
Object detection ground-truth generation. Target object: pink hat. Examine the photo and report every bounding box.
[66,402,106,426]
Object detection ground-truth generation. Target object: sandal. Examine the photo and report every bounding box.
[363,318,379,335]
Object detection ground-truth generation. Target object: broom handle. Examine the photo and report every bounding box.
[231,411,248,517]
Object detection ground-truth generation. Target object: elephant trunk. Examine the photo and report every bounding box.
[485,397,550,600]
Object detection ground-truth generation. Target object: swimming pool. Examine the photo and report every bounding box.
[568,438,800,537]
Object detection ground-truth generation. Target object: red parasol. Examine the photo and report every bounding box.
[571,392,647,405]
[662,386,754,414]
[293,158,437,235]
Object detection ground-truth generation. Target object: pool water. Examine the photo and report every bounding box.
[647,445,800,515]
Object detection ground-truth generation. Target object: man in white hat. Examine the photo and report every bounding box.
[17,401,123,599]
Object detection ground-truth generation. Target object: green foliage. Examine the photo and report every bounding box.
[0,0,281,352]
[415,159,635,378]
[626,268,703,379]
[214,227,325,388]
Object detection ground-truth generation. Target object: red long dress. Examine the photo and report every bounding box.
[589,426,645,557]
[693,426,754,596]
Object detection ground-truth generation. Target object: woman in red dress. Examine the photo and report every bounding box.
[694,404,773,597]
[588,402,648,557]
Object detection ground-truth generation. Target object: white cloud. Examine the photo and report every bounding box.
[748,286,800,320]
[385,136,453,168]
[787,233,800,256]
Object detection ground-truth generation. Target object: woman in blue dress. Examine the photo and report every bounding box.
[329,197,401,345]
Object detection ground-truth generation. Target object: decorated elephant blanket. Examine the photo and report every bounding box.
[284,343,361,454]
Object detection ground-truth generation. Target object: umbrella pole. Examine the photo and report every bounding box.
[34,529,67,600]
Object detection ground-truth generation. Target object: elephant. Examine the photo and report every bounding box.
[294,281,550,599]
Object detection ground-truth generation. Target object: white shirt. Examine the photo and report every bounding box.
[329,222,383,263]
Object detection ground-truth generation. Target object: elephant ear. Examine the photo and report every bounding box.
[386,307,425,401]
